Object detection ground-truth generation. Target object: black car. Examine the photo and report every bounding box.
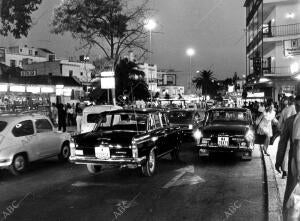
[69,109,182,177]
[167,109,205,140]
[194,107,254,160]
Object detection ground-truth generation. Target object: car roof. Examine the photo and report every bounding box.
[0,112,48,122]
[101,108,160,115]
[208,107,249,112]
[83,105,122,113]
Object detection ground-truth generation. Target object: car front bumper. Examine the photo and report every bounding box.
[196,144,252,153]
[0,159,12,168]
[69,155,147,166]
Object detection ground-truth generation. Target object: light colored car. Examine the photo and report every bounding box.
[81,105,122,133]
[0,113,71,175]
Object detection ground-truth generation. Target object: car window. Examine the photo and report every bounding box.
[148,115,156,130]
[87,114,101,123]
[154,114,162,128]
[0,121,7,132]
[161,113,169,127]
[12,120,34,137]
[35,119,53,133]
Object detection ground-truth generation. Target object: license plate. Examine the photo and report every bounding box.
[218,137,229,147]
[75,150,83,155]
[95,146,110,160]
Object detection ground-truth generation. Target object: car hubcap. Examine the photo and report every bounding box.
[62,146,69,158]
[15,156,25,171]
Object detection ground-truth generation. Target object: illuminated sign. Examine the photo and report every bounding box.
[21,70,37,77]
[101,77,115,89]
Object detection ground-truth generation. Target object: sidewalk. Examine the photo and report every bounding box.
[262,140,286,221]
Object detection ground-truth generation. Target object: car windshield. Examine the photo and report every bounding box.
[96,112,147,131]
[0,121,7,132]
[87,114,102,123]
[206,110,251,124]
[168,111,193,124]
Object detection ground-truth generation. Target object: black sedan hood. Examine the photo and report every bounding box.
[203,123,250,136]
[73,130,138,147]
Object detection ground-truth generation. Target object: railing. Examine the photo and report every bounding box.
[263,66,291,75]
[264,23,300,37]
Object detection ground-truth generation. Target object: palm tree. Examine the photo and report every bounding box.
[192,69,217,99]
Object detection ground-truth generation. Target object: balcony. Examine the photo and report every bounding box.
[263,66,291,76]
[247,30,263,54]
[264,23,300,38]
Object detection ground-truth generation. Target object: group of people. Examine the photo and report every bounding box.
[50,102,84,133]
[250,95,300,220]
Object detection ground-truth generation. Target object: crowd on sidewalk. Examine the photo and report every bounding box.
[50,102,86,133]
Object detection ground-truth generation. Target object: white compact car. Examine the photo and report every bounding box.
[0,113,71,175]
[81,105,122,133]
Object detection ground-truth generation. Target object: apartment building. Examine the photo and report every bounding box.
[0,45,55,68]
[244,0,300,101]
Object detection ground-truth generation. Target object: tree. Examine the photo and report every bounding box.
[192,70,218,99]
[0,0,42,38]
[51,0,150,65]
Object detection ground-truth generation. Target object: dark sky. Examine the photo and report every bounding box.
[0,0,246,81]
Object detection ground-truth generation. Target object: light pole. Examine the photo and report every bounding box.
[144,19,157,65]
[186,48,195,94]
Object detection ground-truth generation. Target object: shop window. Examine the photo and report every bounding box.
[12,120,34,137]
[10,60,16,67]
[80,72,83,76]
[35,119,53,133]
[35,51,38,56]
[69,70,73,77]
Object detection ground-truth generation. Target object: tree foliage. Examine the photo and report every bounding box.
[192,69,218,98]
[51,0,150,64]
[0,0,42,38]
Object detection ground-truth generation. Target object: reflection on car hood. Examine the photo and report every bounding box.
[73,130,138,147]
[203,123,250,136]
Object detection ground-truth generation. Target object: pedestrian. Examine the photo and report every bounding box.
[57,103,67,132]
[50,103,58,126]
[75,102,84,133]
[275,95,300,221]
[257,99,277,156]
[66,103,73,126]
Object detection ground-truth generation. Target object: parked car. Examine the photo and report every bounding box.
[167,109,205,140]
[194,107,254,160]
[0,113,71,175]
[70,109,182,176]
[81,105,123,134]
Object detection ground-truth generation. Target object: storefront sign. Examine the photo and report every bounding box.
[247,92,265,98]
[0,84,8,92]
[284,39,300,56]
[10,85,26,93]
[21,70,37,77]
[281,85,295,93]
[26,86,40,94]
[101,77,115,89]
[41,87,54,93]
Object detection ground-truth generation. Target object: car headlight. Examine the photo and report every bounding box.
[193,129,203,140]
[70,138,76,157]
[188,124,193,129]
[245,130,254,142]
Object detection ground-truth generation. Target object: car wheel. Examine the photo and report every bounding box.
[141,149,156,177]
[87,164,102,174]
[171,143,180,161]
[58,143,70,162]
[10,154,27,175]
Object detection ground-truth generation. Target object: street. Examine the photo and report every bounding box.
[0,142,267,221]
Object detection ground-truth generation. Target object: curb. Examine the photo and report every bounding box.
[260,146,283,221]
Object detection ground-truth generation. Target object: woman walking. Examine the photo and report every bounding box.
[257,100,277,155]
[75,102,84,133]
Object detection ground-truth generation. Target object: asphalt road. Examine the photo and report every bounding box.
[0,142,267,221]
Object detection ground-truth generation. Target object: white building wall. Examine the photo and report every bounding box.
[5,53,48,67]
[60,60,94,83]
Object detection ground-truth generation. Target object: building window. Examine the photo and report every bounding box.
[29,50,32,55]
[48,73,53,76]
[80,72,83,76]
[69,70,73,77]
[10,60,16,67]
[35,51,38,56]
[20,49,23,53]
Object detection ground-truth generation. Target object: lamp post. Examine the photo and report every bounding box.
[144,19,157,65]
[186,48,195,94]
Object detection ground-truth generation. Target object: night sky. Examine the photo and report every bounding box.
[0,0,246,85]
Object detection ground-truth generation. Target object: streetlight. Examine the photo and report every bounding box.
[144,19,157,65]
[186,48,195,93]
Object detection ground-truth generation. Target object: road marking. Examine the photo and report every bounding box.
[72,181,138,188]
[163,165,205,188]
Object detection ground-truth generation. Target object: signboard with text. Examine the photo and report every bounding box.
[284,38,300,56]
[21,70,37,77]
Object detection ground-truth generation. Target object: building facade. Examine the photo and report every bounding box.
[0,45,55,68]
[244,0,300,101]
[137,63,158,93]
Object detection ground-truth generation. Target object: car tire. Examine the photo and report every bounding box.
[58,143,70,162]
[140,149,156,177]
[171,143,180,161]
[10,154,27,176]
[87,164,102,174]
